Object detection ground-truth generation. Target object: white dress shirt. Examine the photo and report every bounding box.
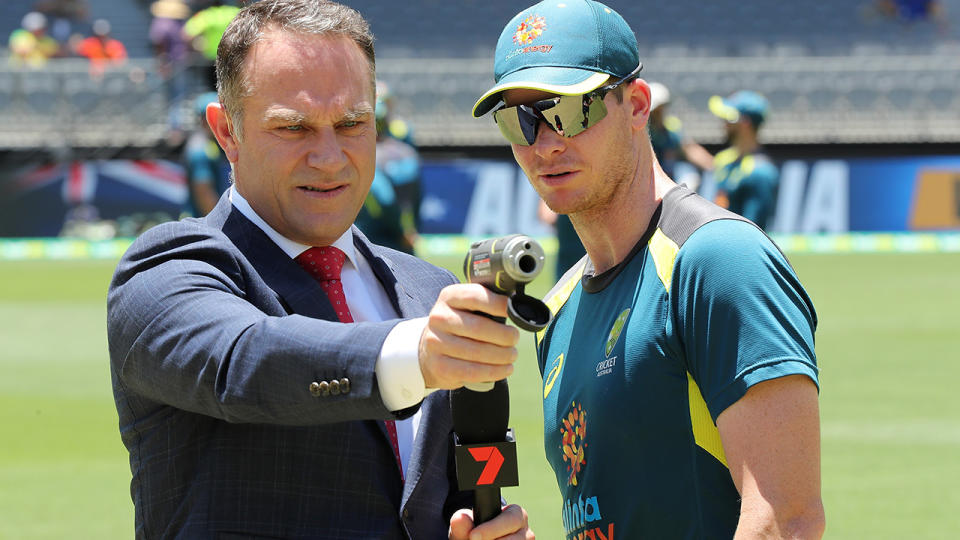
[230,187,433,476]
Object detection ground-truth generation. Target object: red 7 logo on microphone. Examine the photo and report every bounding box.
[468,446,505,485]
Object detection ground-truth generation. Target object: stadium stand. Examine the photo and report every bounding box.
[0,0,959,149]
[0,59,168,150]
[351,0,957,57]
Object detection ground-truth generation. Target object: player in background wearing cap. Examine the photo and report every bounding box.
[354,81,423,255]
[709,90,779,230]
[648,82,714,189]
[473,1,824,538]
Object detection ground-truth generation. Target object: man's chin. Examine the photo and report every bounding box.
[286,217,353,247]
[543,197,583,216]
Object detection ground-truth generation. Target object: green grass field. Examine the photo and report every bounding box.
[1,251,958,539]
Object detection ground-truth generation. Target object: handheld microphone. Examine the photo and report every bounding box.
[450,379,518,525]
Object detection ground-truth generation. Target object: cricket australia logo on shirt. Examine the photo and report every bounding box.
[597,308,629,377]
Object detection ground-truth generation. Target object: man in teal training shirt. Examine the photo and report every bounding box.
[472,1,825,538]
[709,90,780,230]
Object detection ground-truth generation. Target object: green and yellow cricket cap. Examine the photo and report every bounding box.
[471,0,640,118]
[709,90,770,126]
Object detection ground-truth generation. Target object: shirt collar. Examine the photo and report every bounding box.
[229,186,359,270]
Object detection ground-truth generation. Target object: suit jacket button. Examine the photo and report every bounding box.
[330,379,341,396]
[309,382,322,397]
[402,508,410,519]
[339,378,351,394]
[318,381,331,396]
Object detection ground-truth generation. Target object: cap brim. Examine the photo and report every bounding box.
[708,95,740,123]
[472,68,611,118]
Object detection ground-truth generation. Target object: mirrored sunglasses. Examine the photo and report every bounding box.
[492,65,642,146]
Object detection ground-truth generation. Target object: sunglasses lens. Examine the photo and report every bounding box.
[584,95,608,130]
[540,95,579,137]
[493,93,610,144]
[494,105,539,146]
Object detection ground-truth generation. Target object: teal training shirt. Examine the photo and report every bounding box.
[536,186,818,539]
[713,148,779,230]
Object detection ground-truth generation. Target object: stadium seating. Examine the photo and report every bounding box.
[352,0,959,58]
[0,60,168,149]
[1,0,958,148]
[0,0,152,58]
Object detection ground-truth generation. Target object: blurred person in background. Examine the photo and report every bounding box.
[183,91,230,216]
[355,80,422,254]
[107,1,532,538]
[473,1,823,538]
[74,18,127,77]
[648,81,714,190]
[374,79,416,146]
[183,0,240,90]
[149,0,192,132]
[8,12,60,67]
[869,0,949,31]
[709,90,779,230]
[354,163,414,254]
[34,0,89,47]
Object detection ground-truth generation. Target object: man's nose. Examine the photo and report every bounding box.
[306,128,348,171]
[532,120,566,157]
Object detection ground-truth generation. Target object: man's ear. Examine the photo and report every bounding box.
[206,101,240,163]
[627,78,652,131]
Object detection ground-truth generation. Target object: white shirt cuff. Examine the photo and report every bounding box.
[376,317,437,411]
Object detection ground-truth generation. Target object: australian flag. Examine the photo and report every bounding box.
[0,160,187,237]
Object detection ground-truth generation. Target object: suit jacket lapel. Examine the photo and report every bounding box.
[401,391,451,508]
[214,198,339,321]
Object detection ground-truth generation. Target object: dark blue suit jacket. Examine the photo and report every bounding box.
[108,194,470,539]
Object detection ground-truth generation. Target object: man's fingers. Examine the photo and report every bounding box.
[462,504,532,540]
[448,508,474,540]
[422,284,523,390]
[423,354,515,390]
[422,329,519,365]
[427,308,521,347]
[438,283,511,319]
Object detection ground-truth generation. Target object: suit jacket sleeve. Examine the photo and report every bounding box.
[107,218,452,426]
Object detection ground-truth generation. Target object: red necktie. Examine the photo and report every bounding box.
[295,246,404,480]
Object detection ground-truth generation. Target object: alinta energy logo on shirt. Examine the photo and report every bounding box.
[560,400,587,487]
[562,492,615,540]
[559,401,616,539]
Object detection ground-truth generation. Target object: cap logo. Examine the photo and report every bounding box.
[513,14,546,45]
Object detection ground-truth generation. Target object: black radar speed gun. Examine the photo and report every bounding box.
[463,234,553,334]
[451,234,552,525]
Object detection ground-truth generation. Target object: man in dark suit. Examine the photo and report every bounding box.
[106,1,534,538]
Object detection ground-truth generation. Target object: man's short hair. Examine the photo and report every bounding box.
[216,0,376,139]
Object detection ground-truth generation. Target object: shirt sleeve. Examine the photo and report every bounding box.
[375,317,436,410]
[671,219,818,422]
